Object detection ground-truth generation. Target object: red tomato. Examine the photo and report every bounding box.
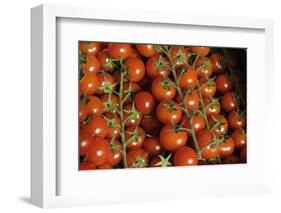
[97,163,113,170]
[86,96,103,115]
[96,72,115,95]
[227,111,246,129]
[183,90,200,112]
[122,82,141,105]
[231,128,247,149]
[143,137,162,157]
[80,162,96,170]
[156,99,182,125]
[151,77,176,101]
[87,137,110,166]
[79,101,88,122]
[203,98,221,116]
[108,43,132,59]
[146,54,170,79]
[215,74,234,94]
[136,44,156,57]
[84,115,108,138]
[107,140,123,166]
[195,56,213,78]
[104,113,121,139]
[170,46,189,69]
[190,46,210,56]
[210,53,226,74]
[126,148,148,168]
[81,55,100,74]
[178,67,197,89]
[200,79,216,98]
[80,73,99,95]
[97,49,114,72]
[134,91,155,114]
[130,48,143,59]
[208,114,228,135]
[141,114,162,135]
[125,126,146,150]
[159,125,188,152]
[101,94,119,113]
[197,130,219,160]
[123,104,143,127]
[173,146,198,166]
[221,92,238,112]
[79,129,94,156]
[124,57,145,82]
[219,137,235,158]
[79,41,102,56]
[182,115,205,135]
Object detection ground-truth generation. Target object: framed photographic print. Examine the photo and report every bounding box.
[31,4,274,208]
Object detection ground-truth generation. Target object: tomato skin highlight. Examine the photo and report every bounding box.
[210,53,226,74]
[178,67,197,89]
[79,129,94,156]
[219,137,235,158]
[86,96,103,115]
[108,43,132,59]
[87,137,110,166]
[80,41,102,56]
[227,111,246,129]
[215,74,234,94]
[84,115,109,138]
[173,146,198,166]
[124,57,146,82]
[221,92,238,112]
[134,91,155,115]
[80,73,99,96]
[143,137,162,157]
[231,128,247,149]
[136,44,156,57]
[81,55,100,75]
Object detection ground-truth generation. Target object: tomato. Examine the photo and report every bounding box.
[240,146,247,163]
[79,41,102,56]
[134,91,155,114]
[86,96,103,115]
[125,126,146,150]
[190,46,210,56]
[80,162,96,170]
[231,128,246,149]
[107,140,123,166]
[124,57,145,82]
[156,99,182,125]
[200,79,216,98]
[195,56,213,78]
[197,130,219,160]
[159,125,188,152]
[97,163,113,169]
[108,43,132,59]
[101,94,118,113]
[182,115,205,135]
[178,67,197,89]
[104,113,121,139]
[79,129,94,156]
[87,137,110,166]
[203,98,221,116]
[123,104,143,127]
[208,114,228,135]
[81,55,100,74]
[182,90,200,112]
[151,77,176,101]
[97,49,114,72]
[218,137,235,158]
[223,156,240,164]
[149,156,161,167]
[126,148,148,168]
[227,111,246,129]
[173,146,198,166]
[170,46,189,69]
[130,48,143,59]
[96,72,115,95]
[143,137,162,157]
[146,54,170,79]
[210,53,226,74]
[136,44,156,57]
[79,101,88,122]
[80,73,99,95]
[221,92,238,112]
[215,74,234,94]
[141,114,162,135]
[84,115,108,138]
[123,82,141,104]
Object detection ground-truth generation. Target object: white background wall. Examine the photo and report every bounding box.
[0,0,280,212]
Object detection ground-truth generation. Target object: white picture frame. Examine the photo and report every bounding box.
[31,4,274,208]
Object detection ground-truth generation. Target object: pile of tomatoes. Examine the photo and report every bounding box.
[79,41,247,170]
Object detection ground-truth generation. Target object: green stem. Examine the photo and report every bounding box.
[196,80,210,129]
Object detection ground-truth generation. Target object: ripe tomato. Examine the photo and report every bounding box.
[108,43,132,59]
[79,101,88,122]
[143,137,162,157]
[178,67,197,89]
[210,53,226,73]
[125,126,146,150]
[240,146,247,163]
[101,94,118,113]
[146,54,170,79]
[124,57,145,82]
[200,79,216,98]
[97,163,113,170]
[151,77,176,101]
[218,137,235,158]
[81,55,100,74]
[197,130,219,160]
[96,72,115,95]
[221,92,238,112]
[80,162,96,170]
[195,56,213,78]
[97,49,114,72]
[86,96,103,115]
[136,44,156,57]
[173,146,198,166]
[208,114,228,135]
[104,113,121,139]
[170,46,189,69]
[203,98,221,116]
[123,104,143,127]
[159,125,187,152]
[141,114,162,135]
[80,73,99,95]
[79,129,94,156]
[126,148,148,168]
[79,41,102,56]
[231,128,246,149]
[107,140,123,166]
[134,91,155,114]
[223,156,240,164]
[123,82,141,104]
[87,137,110,166]
[182,115,205,135]
[84,115,108,138]
[227,111,246,129]
[215,74,234,94]
[183,90,200,112]
[130,48,143,59]
[190,46,210,56]
[156,99,182,125]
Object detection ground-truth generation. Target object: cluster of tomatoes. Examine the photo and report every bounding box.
[79,41,247,170]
